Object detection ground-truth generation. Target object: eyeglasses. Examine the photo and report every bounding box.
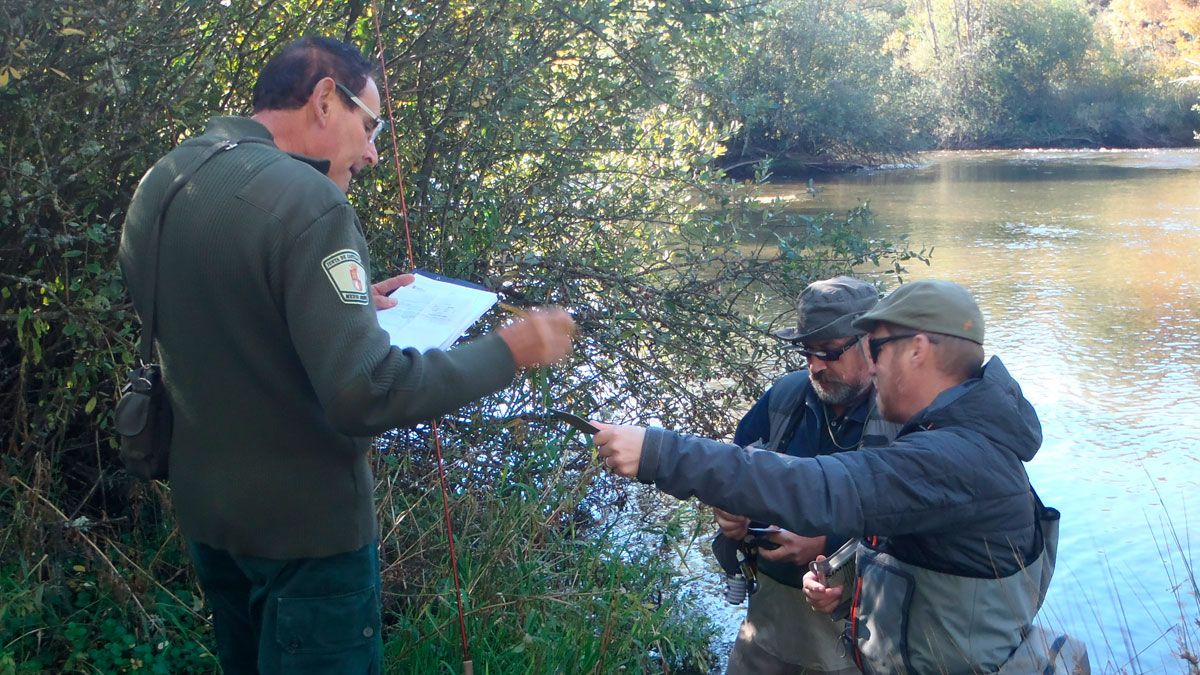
[791,337,861,362]
[334,81,387,143]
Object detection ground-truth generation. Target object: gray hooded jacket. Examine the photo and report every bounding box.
[638,357,1051,673]
[639,357,1040,575]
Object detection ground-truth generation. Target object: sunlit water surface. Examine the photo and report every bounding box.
[685,149,1200,674]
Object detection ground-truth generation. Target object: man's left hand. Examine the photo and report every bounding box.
[757,531,827,566]
[371,273,416,309]
[592,422,645,478]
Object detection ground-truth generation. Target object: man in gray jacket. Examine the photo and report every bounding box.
[594,280,1087,674]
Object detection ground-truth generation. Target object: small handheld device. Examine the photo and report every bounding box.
[808,539,858,589]
[548,409,600,435]
[744,525,781,551]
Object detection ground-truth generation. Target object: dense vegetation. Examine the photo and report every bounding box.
[709,0,1200,171]
[5,0,1195,670]
[0,0,923,671]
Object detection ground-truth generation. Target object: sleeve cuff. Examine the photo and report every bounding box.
[446,332,518,395]
[637,426,668,484]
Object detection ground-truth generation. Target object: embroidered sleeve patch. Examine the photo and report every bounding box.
[321,249,370,305]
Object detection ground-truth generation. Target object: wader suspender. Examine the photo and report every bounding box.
[763,371,811,452]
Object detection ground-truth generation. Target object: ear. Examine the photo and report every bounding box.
[309,77,338,128]
[910,333,936,367]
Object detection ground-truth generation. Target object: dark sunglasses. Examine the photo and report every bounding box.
[866,333,940,362]
[791,337,861,362]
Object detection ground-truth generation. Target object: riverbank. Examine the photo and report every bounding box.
[0,449,717,672]
[721,141,1200,180]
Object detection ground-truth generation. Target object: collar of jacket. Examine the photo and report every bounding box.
[202,116,332,175]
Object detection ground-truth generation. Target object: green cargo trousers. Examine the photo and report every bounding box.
[188,540,382,674]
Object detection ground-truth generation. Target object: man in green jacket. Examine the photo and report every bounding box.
[119,36,574,674]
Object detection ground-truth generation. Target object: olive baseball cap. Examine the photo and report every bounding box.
[773,276,879,344]
[851,279,985,345]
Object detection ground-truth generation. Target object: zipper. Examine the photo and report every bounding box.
[849,535,878,672]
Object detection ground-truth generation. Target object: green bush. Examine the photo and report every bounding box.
[708,0,924,168]
[2,0,919,670]
[706,0,1200,162]
[0,555,216,673]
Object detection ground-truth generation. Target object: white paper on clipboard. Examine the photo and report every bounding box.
[375,270,498,352]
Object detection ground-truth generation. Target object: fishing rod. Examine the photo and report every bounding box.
[369,5,473,673]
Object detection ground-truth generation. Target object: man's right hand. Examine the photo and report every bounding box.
[803,555,846,614]
[497,306,575,369]
[712,507,750,540]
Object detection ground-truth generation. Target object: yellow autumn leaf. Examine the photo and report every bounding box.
[60,27,86,37]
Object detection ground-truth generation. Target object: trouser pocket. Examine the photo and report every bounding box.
[275,585,381,674]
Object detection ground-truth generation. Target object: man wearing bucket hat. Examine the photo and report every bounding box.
[715,276,899,675]
[593,279,1089,674]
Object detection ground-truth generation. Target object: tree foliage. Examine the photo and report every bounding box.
[903,0,1197,146]
[711,0,1199,165]
[704,0,923,168]
[1099,0,1200,77]
[1,0,917,668]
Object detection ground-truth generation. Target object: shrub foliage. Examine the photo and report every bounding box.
[1,0,918,669]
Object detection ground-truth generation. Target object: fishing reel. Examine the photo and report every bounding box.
[711,526,780,605]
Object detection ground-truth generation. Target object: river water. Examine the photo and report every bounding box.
[692,150,1200,673]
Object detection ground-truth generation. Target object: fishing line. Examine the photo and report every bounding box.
[370,5,474,673]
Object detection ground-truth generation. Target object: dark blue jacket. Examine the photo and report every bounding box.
[734,371,873,459]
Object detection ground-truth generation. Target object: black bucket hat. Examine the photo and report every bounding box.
[774,276,879,344]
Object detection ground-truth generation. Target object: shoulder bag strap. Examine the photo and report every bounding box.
[137,137,267,364]
[764,370,811,452]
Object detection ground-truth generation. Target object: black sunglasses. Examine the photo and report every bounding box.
[867,333,940,362]
[791,337,861,362]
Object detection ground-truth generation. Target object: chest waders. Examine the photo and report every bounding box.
[738,371,901,669]
[847,493,1090,675]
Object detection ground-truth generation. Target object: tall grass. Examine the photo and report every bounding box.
[372,425,716,673]
[0,422,717,673]
[1152,494,1199,674]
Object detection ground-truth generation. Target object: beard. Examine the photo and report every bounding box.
[811,371,870,408]
[876,389,907,423]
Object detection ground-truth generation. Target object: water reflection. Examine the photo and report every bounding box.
[737,150,1200,672]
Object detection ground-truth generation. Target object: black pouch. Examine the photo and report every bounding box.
[114,364,173,480]
[113,139,256,480]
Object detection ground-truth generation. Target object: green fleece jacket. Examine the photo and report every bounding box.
[119,117,517,559]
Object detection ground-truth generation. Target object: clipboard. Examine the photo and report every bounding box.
[376,269,498,352]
